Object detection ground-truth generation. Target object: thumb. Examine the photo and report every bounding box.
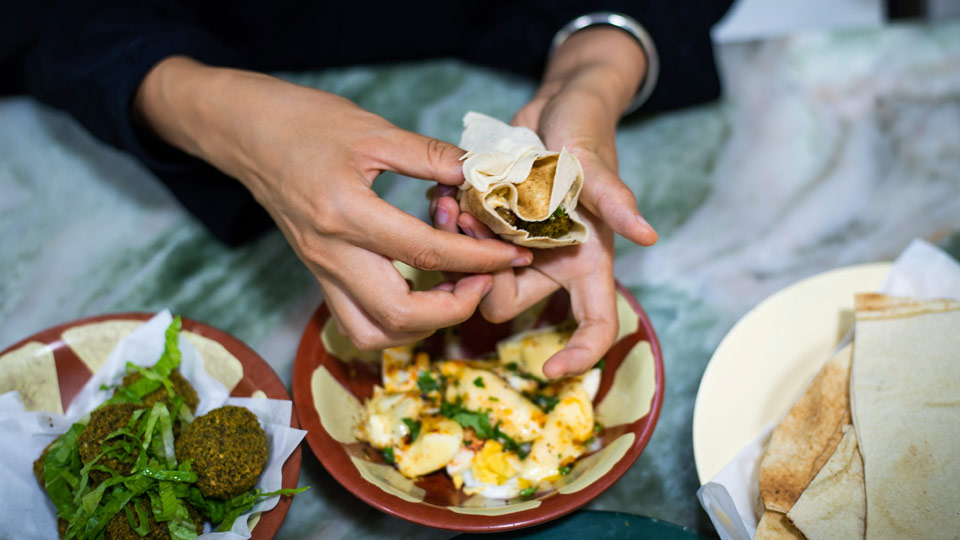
[579,158,658,246]
[376,127,466,186]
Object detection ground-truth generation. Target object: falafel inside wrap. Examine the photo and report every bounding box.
[458,112,588,248]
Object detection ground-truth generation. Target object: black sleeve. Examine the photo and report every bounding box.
[457,1,733,114]
[10,0,273,245]
[622,1,733,113]
[3,1,731,246]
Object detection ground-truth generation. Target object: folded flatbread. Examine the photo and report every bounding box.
[758,343,853,513]
[755,511,804,540]
[851,293,960,540]
[787,425,866,540]
[458,112,588,248]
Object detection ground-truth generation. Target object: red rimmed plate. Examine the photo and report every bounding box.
[0,312,302,540]
[292,279,664,532]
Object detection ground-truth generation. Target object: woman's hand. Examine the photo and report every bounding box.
[432,192,617,378]
[519,27,658,246]
[135,57,533,350]
[431,27,658,376]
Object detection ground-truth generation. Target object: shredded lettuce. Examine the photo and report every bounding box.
[42,422,87,519]
[140,468,198,483]
[156,316,183,376]
[125,499,151,536]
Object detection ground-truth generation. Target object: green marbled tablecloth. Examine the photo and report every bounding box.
[2,21,960,539]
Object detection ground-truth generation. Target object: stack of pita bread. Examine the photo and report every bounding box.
[754,293,960,540]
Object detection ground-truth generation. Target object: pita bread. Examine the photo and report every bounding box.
[787,425,865,540]
[758,344,853,513]
[851,294,960,540]
[755,511,805,540]
[0,341,61,413]
[457,112,588,248]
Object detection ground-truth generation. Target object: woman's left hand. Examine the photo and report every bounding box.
[431,27,659,377]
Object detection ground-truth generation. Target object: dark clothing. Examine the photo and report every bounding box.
[2,1,731,245]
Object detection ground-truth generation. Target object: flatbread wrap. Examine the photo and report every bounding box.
[457,112,588,248]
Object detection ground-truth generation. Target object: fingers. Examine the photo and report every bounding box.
[541,317,617,378]
[317,274,434,350]
[323,245,494,334]
[430,187,460,234]
[480,267,562,324]
[578,157,658,246]
[342,194,532,274]
[542,273,618,378]
[375,128,466,186]
[456,212,562,323]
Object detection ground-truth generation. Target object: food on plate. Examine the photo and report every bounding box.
[849,294,960,540]
[756,293,960,540]
[77,402,146,482]
[175,405,268,499]
[757,344,852,513]
[104,495,205,540]
[457,112,588,248]
[786,426,865,540]
[354,326,603,499]
[32,317,303,540]
[121,369,199,413]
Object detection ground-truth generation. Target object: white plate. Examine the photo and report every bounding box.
[692,262,891,483]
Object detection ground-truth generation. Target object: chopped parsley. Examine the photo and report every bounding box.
[530,393,559,412]
[402,418,421,442]
[472,377,486,388]
[596,358,606,371]
[381,447,396,465]
[519,486,536,498]
[441,399,493,439]
[558,465,572,476]
[440,400,531,458]
[493,424,529,459]
[417,371,440,394]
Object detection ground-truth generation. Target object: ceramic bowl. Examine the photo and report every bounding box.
[292,269,664,532]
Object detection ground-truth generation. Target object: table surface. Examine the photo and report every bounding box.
[2,21,960,540]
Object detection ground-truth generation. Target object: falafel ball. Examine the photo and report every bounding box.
[119,369,199,414]
[78,403,142,482]
[33,436,61,486]
[175,406,267,499]
[104,496,204,540]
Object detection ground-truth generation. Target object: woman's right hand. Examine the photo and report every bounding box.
[135,56,533,349]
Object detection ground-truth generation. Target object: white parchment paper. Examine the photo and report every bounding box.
[697,239,960,540]
[0,310,306,540]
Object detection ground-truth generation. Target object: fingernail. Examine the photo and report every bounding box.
[482,281,493,295]
[436,206,449,226]
[511,255,531,267]
[462,225,475,238]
